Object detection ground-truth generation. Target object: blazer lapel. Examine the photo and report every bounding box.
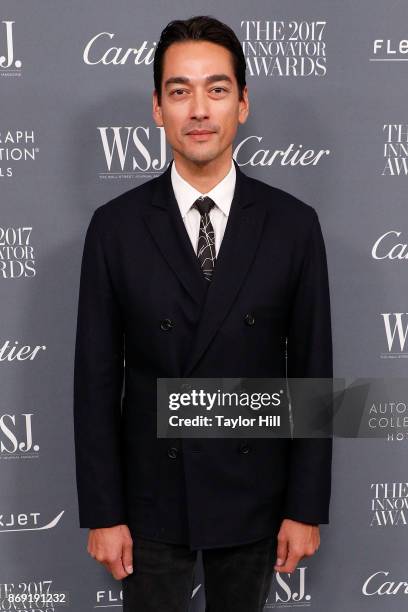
[143,160,208,306]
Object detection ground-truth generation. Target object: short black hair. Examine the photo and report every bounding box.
[154,15,246,106]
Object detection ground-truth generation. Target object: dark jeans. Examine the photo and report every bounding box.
[122,533,277,612]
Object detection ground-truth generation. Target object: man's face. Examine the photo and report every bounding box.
[152,40,249,165]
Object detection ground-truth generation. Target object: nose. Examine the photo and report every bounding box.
[189,89,210,121]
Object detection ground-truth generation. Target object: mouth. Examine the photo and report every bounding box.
[186,130,216,140]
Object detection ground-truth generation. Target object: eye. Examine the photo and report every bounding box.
[212,87,227,94]
[170,89,187,96]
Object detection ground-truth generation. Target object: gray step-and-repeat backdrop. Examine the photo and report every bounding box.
[1,1,407,610]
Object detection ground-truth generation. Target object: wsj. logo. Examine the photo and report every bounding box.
[98,126,168,178]
[381,314,408,357]
[0,21,21,73]
[266,567,310,607]
[372,231,408,260]
[0,413,39,457]
[362,570,408,596]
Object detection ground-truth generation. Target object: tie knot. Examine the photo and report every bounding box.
[193,196,216,216]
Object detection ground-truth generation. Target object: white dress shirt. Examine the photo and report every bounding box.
[170,158,236,257]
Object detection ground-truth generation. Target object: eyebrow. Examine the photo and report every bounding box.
[164,74,233,89]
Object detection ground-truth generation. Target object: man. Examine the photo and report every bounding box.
[73,15,333,612]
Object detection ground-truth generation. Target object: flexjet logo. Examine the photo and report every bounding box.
[371,39,408,61]
[0,20,21,76]
[96,588,123,607]
[0,510,64,532]
[381,313,408,357]
[96,582,202,608]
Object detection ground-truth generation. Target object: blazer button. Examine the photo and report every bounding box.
[238,442,250,454]
[244,313,255,326]
[167,447,178,459]
[160,318,174,331]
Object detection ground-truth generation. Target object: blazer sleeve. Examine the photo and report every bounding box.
[73,210,126,528]
[283,208,333,525]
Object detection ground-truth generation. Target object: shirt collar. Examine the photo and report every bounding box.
[171,158,236,218]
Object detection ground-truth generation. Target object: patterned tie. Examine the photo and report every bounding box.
[192,195,216,282]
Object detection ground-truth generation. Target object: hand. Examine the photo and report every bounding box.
[274,518,320,573]
[87,524,134,580]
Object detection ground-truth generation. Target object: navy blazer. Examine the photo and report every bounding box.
[73,158,333,550]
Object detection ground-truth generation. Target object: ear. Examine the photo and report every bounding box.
[152,89,163,127]
[238,85,250,125]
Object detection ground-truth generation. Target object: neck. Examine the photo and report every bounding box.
[172,150,233,193]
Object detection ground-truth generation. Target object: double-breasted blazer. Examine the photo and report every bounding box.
[73,157,333,550]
